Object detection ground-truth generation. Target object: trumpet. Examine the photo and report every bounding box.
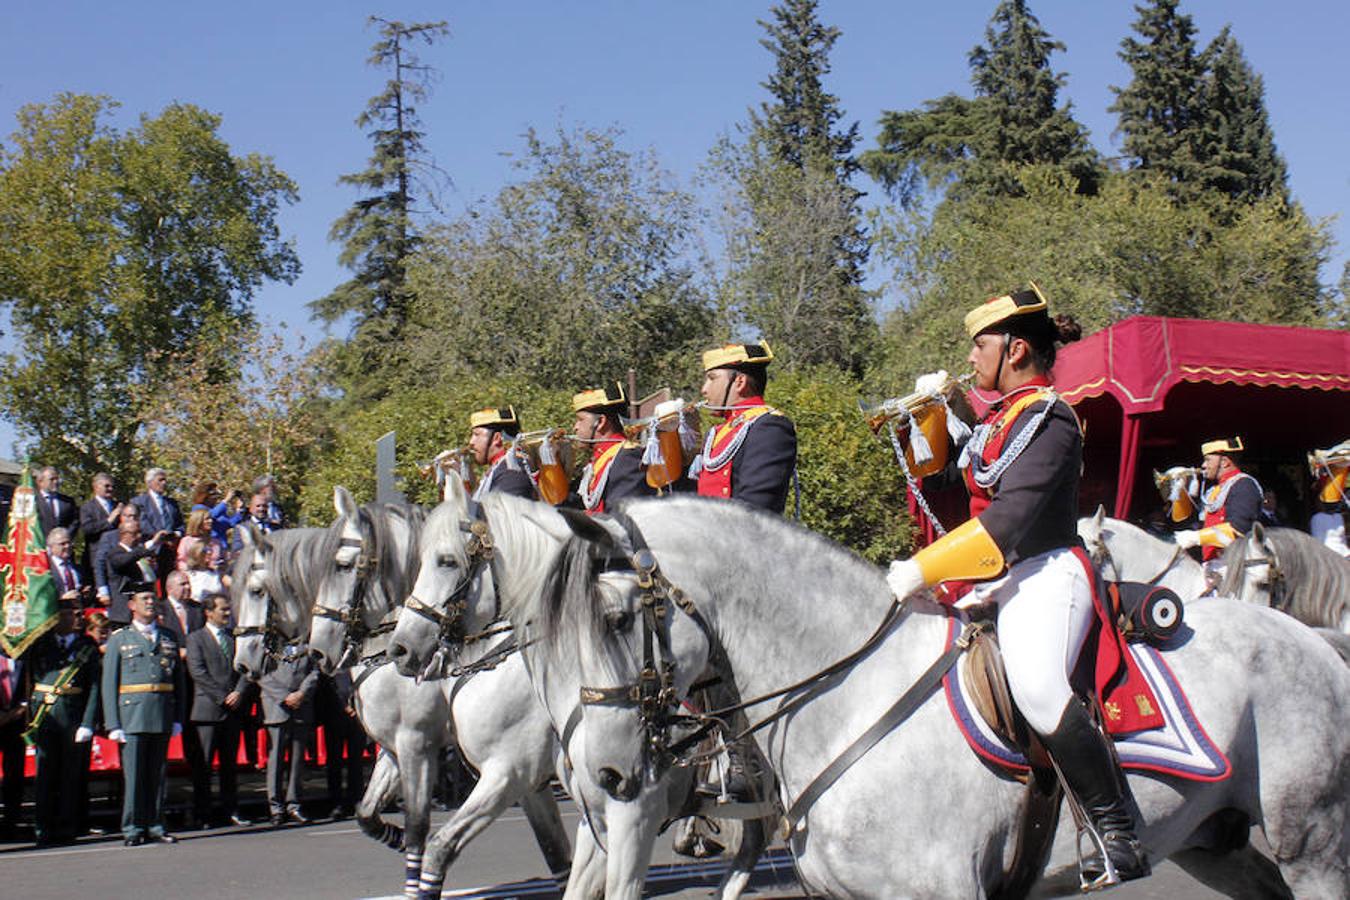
[622,396,702,490]
[860,372,975,433]
[510,427,577,506]
[1309,441,1350,504]
[417,447,472,481]
[1153,466,1201,523]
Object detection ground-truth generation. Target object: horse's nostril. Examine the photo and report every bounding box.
[309,648,323,663]
[389,642,407,658]
[234,663,248,676]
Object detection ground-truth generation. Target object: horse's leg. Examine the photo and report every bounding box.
[561,819,606,900]
[357,749,405,850]
[415,765,522,900]
[1170,845,1294,899]
[397,734,436,900]
[602,789,666,900]
[518,784,573,885]
[716,815,769,900]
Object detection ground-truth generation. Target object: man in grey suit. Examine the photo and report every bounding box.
[130,467,184,585]
[259,642,318,826]
[186,593,253,827]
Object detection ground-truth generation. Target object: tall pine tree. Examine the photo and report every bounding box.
[1197,27,1289,205]
[1109,0,1208,194]
[721,0,873,374]
[312,17,448,399]
[864,0,1099,204]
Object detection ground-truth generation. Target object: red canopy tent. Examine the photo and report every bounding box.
[1051,316,1348,521]
[909,316,1349,539]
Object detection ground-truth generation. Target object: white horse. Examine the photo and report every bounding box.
[231,507,571,900]
[1220,523,1350,634]
[386,484,769,900]
[541,496,1349,898]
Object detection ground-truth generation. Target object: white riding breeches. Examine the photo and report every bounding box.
[973,547,1096,736]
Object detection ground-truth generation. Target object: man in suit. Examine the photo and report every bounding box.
[107,519,170,627]
[159,570,204,645]
[130,468,184,583]
[0,652,28,839]
[101,591,186,846]
[318,671,367,819]
[35,466,79,540]
[95,505,142,615]
[186,593,253,827]
[79,473,123,574]
[252,474,285,530]
[260,642,318,826]
[46,527,91,609]
[26,598,102,846]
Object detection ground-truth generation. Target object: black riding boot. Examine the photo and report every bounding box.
[1039,700,1150,888]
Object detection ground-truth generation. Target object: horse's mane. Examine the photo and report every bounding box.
[263,526,332,612]
[354,501,427,609]
[1222,527,1350,628]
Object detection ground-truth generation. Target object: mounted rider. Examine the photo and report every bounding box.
[1173,437,1262,563]
[690,342,798,515]
[467,407,537,501]
[885,284,1150,888]
[570,382,656,515]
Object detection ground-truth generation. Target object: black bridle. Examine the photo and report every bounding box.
[1239,540,1289,612]
[401,501,502,651]
[310,530,390,656]
[233,552,288,665]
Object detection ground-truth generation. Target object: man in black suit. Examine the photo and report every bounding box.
[35,466,79,540]
[45,528,90,609]
[79,473,122,574]
[130,467,184,584]
[186,593,253,827]
[94,505,142,616]
[106,519,170,626]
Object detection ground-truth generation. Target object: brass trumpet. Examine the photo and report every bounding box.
[511,427,577,505]
[860,372,975,434]
[1309,441,1350,503]
[862,372,974,479]
[622,393,701,490]
[1153,466,1201,523]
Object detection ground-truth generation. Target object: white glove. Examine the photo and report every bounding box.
[74,726,94,743]
[914,370,949,396]
[108,728,126,743]
[171,722,182,739]
[886,558,926,600]
[1173,530,1201,550]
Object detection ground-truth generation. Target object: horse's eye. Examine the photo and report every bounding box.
[605,610,633,633]
[437,554,458,569]
[336,559,354,571]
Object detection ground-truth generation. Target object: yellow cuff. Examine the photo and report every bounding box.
[913,517,1006,585]
[1198,523,1239,548]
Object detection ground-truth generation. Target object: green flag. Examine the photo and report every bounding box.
[0,466,58,657]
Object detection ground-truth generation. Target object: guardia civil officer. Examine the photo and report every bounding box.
[467,407,537,500]
[1172,437,1262,561]
[102,590,186,846]
[571,382,656,514]
[690,342,797,514]
[886,285,1149,887]
[26,596,101,847]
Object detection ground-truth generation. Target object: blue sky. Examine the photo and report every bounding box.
[1,1,1346,458]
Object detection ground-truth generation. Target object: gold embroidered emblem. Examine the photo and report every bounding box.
[1134,694,1156,717]
[1105,701,1122,722]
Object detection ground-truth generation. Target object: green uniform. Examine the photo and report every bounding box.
[101,624,185,840]
[26,632,101,844]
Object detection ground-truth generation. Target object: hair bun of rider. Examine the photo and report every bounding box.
[1053,314,1082,345]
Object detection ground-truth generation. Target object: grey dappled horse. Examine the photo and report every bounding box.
[1081,514,1350,664]
[386,483,769,900]
[543,496,1349,898]
[1220,523,1350,634]
[230,509,570,900]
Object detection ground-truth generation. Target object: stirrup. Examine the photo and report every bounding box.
[1047,752,1122,892]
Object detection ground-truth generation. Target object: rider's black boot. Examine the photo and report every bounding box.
[1039,700,1150,888]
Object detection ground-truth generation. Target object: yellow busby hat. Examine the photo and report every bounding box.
[572,382,627,413]
[702,341,774,373]
[964,282,1049,338]
[469,406,520,431]
[1201,436,1244,457]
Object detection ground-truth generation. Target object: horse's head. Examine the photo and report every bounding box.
[541,508,714,802]
[1076,510,1207,599]
[389,477,496,679]
[1220,523,1281,609]
[310,486,373,675]
[231,524,278,681]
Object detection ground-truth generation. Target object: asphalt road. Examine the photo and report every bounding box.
[0,781,1231,900]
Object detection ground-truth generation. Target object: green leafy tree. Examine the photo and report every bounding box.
[712,0,874,375]
[864,0,1100,204]
[1110,0,1209,195]
[868,166,1335,387]
[0,93,299,486]
[399,125,713,394]
[312,18,449,400]
[1196,27,1289,205]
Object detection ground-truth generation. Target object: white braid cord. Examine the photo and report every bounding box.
[1200,473,1261,515]
[687,409,766,479]
[959,391,1059,489]
[887,421,947,538]
[577,457,612,511]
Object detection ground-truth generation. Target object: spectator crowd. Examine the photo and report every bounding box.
[1,467,372,848]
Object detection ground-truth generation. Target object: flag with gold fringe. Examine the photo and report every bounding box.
[0,466,58,657]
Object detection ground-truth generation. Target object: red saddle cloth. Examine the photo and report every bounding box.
[1080,547,1166,736]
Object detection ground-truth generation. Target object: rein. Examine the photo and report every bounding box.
[1092,532,1185,588]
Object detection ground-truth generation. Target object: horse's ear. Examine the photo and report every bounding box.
[1092,505,1106,528]
[444,475,467,508]
[333,485,359,519]
[555,507,622,552]
[1252,522,1266,544]
[238,522,259,550]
